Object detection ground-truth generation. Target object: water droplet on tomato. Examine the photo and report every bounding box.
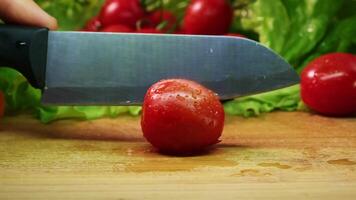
[176,94,185,101]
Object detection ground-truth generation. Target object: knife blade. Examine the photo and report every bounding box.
[0,25,299,105]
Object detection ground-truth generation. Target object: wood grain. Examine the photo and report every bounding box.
[0,112,355,200]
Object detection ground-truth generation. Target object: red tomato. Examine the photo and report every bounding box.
[82,16,102,31]
[182,0,233,35]
[141,79,225,154]
[226,33,247,38]
[99,0,145,28]
[147,10,177,31]
[174,29,186,34]
[0,91,4,118]
[136,28,162,34]
[101,24,133,32]
[301,53,356,116]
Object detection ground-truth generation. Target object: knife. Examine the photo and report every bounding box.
[0,25,299,105]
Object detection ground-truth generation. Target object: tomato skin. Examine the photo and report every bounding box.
[0,91,4,118]
[99,0,145,28]
[141,79,225,154]
[226,33,246,38]
[174,29,186,34]
[136,28,162,34]
[101,24,133,32]
[82,16,102,31]
[147,10,177,32]
[301,53,356,116]
[182,0,233,35]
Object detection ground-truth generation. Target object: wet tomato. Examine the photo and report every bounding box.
[141,79,225,154]
[99,0,145,28]
[82,16,102,31]
[301,53,356,116]
[147,10,177,32]
[136,27,162,34]
[226,33,246,38]
[101,24,133,32]
[182,0,233,35]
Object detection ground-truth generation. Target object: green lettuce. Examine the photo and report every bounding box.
[35,0,104,30]
[224,85,303,117]
[299,16,356,72]
[38,106,141,123]
[0,68,41,114]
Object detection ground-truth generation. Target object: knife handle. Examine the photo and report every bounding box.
[0,24,48,88]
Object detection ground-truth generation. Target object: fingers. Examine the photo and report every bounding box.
[0,0,58,30]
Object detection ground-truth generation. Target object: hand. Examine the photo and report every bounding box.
[0,0,57,30]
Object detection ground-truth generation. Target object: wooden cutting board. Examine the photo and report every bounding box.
[0,112,355,200]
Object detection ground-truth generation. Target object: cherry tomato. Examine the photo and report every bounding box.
[174,29,186,34]
[226,33,246,38]
[99,0,145,28]
[0,91,4,118]
[141,79,225,154]
[301,53,356,116]
[147,10,177,32]
[182,0,233,35]
[82,16,102,31]
[136,28,162,34]
[101,24,133,32]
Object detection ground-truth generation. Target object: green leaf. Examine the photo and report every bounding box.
[280,0,344,68]
[35,0,104,30]
[224,85,301,117]
[0,68,41,114]
[37,106,142,124]
[299,16,356,72]
[240,0,345,68]
[241,0,290,53]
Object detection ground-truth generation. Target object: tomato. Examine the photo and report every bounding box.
[0,91,4,118]
[182,0,233,35]
[141,79,225,154]
[136,28,162,34]
[174,29,186,34]
[99,0,145,28]
[301,53,356,116]
[101,24,133,32]
[82,16,102,31]
[226,33,246,38]
[147,10,177,32]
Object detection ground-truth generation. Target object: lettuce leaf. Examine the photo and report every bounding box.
[224,85,305,117]
[35,0,104,30]
[299,16,356,72]
[38,106,141,123]
[240,0,346,70]
[0,68,41,114]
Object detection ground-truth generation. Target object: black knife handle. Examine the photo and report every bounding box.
[0,24,48,88]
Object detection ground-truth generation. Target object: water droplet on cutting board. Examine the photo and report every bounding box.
[327,159,356,165]
[231,169,272,177]
[258,162,292,169]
